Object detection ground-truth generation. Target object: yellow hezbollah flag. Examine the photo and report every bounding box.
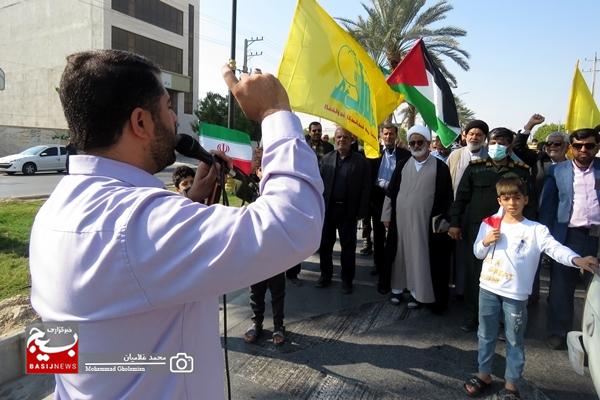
[566,61,600,132]
[278,0,403,158]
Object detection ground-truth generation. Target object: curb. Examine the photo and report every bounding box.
[0,330,26,385]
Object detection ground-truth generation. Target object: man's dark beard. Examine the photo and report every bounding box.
[150,118,176,173]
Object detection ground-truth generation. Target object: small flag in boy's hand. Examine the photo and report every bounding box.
[482,207,504,258]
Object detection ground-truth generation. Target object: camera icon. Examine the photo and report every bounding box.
[169,352,194,373]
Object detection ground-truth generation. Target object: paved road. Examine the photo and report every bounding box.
[0,158,197,198]
[2,243,597,399]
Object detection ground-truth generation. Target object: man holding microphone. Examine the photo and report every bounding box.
[29,50,324,399]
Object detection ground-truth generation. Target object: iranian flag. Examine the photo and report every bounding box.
[387,39,460,148]
[197,122,253,175]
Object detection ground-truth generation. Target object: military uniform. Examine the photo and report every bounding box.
[449,157,534,327]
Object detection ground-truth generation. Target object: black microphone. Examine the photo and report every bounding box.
[175,134,248,180]
[175,133,214,166]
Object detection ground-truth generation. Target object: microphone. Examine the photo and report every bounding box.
[175,134,248,180]
[175,133,214,166]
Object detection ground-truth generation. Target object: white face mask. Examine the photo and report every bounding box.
[467,142,483,152]
[410,148,428,158]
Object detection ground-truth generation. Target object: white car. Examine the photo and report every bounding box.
[567,273,600,396]
[0,145,67,175]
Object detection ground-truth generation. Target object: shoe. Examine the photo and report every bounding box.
[244,323,262,344]
[390,293,402,304]
[341,282,353,294]
[359,245,373,255]
[407,296,420,309]
[272,327,285,345]
[461,320,477,333]
[546,335,566,350]
[315,277,332,288]
[287,276,303,287]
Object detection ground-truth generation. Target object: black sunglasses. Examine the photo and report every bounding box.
[546,141,564,147]
[571,143,597,150]
[408,140,425,147]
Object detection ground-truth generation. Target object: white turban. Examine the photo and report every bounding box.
[407,125,431,142]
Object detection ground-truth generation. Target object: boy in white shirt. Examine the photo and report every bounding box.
[463,176,598,400]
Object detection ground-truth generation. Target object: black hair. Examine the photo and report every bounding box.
[59,50,164,152]
[308,121,322,130]
[569,128,600,144]
[172,165,195,188]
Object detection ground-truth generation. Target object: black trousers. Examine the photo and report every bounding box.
[463,223,483,324]
[319,204,358,284]
[286,264,301,279]
[371,195,387,273]
[249,273,285,329]
[547,227,598,338]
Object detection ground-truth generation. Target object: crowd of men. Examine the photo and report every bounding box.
[287,116,600,352]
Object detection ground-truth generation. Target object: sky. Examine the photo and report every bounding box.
[198,0,600,134]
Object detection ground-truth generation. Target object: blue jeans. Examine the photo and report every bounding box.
[478,288,528,383]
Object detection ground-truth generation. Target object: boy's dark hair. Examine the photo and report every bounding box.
[569,128,600,144]
[59,50,164,152]
[172,165,195,188]
[496,175,527,197]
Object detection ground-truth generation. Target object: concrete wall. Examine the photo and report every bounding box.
[0,0,104,131]
[0,126,69,157]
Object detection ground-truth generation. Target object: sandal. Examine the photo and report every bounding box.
[497,388,521,400]
[463,375,492,397]
[272,329,285,345]
[244,323,262,344]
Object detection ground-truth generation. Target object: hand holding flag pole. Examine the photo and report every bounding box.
[482,208,504,258]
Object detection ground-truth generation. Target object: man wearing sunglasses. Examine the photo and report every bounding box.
[306,121,333,161]
[381,125,453,313]
[539,128,600,350]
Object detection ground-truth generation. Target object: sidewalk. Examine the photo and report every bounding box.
[2,240,597,399]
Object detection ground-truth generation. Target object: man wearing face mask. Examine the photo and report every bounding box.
[449,128,534,332]
[381,125,453,312]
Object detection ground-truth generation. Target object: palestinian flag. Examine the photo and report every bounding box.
[197,122,253,175]
[387,39,460,147]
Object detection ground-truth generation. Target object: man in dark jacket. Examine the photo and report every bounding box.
[366,123,410,292]
[317,127,371,294]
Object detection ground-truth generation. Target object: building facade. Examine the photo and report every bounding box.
[0,0,199,156]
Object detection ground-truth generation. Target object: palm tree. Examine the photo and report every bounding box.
[338,0,469,127]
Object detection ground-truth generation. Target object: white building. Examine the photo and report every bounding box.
[0,0,199,156]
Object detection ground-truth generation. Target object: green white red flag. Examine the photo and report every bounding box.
[197,122,253,175]
[387,39,460,148]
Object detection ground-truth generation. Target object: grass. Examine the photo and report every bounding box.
[0,194,245,301]
[0,200,44,301]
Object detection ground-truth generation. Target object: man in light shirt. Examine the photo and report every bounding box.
[539,128,600,350]
[29,50,324,399]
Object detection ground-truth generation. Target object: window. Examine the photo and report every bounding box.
[60,147,67,155]
[42,147,58,156]
[111,0,183,35]
[112,27,183,74]
[184,4,195,114]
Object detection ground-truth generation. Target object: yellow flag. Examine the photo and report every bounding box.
[278,0,404,158]
[566,61,600,132]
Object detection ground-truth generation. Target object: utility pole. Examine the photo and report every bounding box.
[583,52,600,96]
[227,0,237,130]
[242,37,263,73]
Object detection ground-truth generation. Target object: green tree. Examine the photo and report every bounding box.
[533,123,566,142]
[193,92,261,141]
[455,96,475,128]
[339,0,469,127]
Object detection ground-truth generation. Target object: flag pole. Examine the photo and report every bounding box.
[227,0,237,130]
